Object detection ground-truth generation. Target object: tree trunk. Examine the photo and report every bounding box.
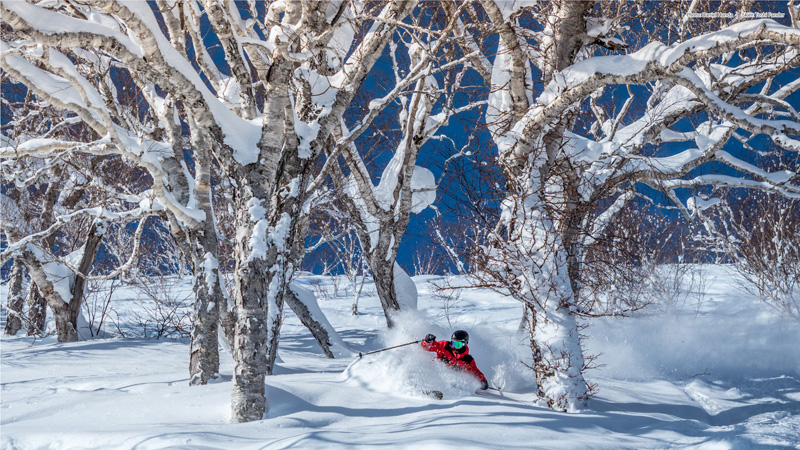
[226,0,413,423]
[531,0,592,411]
[26,286,46,336]
[50,301,79,343]
[284,289,334,359]
[228,38,297,421]
[17,220,104,343]
[189,234,224,385]
[23,260,73,341]
[220,306,236,345]
[526,300,587,412]
[54,221,104,342]
[4,260,26,335]
[25,169,63,337]
[230,189,271,423]
[68,220,104,339]
[188,138,223,386]
[284,284,350,359]
[229,149,315,422]
[370,254,401,328]
[493,0,592,412]
[499,173,590,410]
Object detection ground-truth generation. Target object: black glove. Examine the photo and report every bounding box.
[424,334,436,343]
[480,380,489,390]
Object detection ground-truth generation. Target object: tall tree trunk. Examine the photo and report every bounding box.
[230,187,272,423]
[506,186,589,411]
[22,257,73,341]
[227,0,414,423]
[50,302,79,343]
[25,168,63,337]
[188,137,224,386]
[534,0,593,410]
[4,260,26,335]
[188,224,224,385]
[526,292,588,412]
[229,43,296,421]
[67,220,104,339]
[229,125,315,423]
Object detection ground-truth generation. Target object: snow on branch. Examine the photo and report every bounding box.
[0,204,157,267]
[505,19,800,165]
[660,174,800,199]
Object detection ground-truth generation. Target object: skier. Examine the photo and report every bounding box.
[421,330,489,390]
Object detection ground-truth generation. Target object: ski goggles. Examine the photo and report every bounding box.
[451,340,466,350]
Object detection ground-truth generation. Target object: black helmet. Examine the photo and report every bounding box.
[451,330,469,344]
[450,330,469,354]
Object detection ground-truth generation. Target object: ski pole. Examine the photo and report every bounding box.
[358,340,420,358]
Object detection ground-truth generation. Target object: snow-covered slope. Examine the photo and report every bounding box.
[1,266,798,449]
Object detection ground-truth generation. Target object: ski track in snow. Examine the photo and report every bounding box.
[1,266,799,449]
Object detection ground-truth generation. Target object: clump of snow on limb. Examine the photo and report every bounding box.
[340,310,534,397]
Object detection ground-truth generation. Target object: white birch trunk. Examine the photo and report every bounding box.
[499,178,589,410]
[230,185,272,423]
[26,286,47,337]
[3,260,26,335]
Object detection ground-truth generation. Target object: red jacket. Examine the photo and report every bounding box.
[420,340,487,383]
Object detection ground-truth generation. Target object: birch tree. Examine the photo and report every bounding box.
[466,0,800,411]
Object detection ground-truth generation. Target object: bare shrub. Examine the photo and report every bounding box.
[428,279,464,328]
[81,279,118,338]
[127,274,193,339]
[582,204,710,315]
[696,191,800,322]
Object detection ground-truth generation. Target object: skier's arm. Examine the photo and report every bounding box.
[420,334,441,352]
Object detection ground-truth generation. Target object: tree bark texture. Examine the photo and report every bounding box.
[49,220,104,342]
[24,168,63,337]
[369,253,401,328]
[26,286,47,336]
[284,289,335,359]
[230,186,272,423]
[188,135,224,386]
[229,48,298,422]
[4,260,26,335]
[188,221,224,386]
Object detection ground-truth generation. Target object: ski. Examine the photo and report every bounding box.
[423,390,444,400]
[474,389,533,405]
[475,389,514,402]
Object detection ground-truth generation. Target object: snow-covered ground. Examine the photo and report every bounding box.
[2,265,799,449]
